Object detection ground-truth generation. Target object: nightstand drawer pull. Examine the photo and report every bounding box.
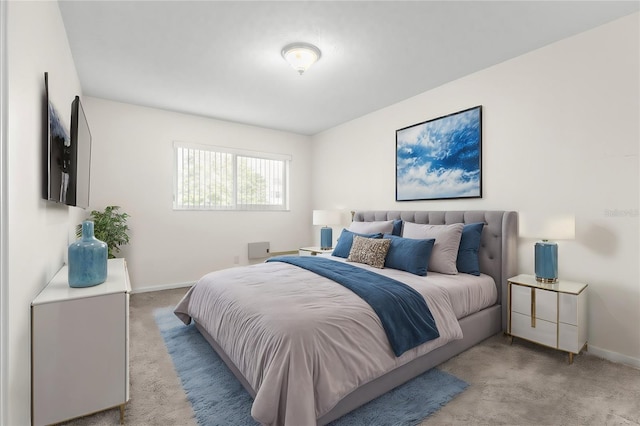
[531,288,536,328]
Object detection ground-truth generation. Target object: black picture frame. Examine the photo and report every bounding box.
[396,105,482,201]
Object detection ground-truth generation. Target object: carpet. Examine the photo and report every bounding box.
[154,306,468,426]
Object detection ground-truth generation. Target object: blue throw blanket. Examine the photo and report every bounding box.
[266,256,439,356]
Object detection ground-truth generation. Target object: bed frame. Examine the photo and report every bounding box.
[195,210,518,425]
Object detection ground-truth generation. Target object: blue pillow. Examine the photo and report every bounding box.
[392,219,403,236]
[383,234,435,276]
[457,222,485,276]
[332,229,383,258]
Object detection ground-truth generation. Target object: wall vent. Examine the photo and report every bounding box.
[248,242,270,259]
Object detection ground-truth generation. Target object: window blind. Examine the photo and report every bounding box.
[173,142,290,211]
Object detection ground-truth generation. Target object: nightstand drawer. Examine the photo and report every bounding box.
[511,311,557,348]
[511,284,557,323]
[558,323,580,353]
[559,292,579,325]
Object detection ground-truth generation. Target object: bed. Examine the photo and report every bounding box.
[175,210,518,425]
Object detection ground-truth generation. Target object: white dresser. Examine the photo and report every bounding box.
[31,258,131,425]
[507,274,588,364]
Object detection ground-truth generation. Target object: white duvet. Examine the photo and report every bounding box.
[174,256,464,425]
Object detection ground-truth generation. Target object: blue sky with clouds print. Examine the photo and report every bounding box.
[396,106,481,200]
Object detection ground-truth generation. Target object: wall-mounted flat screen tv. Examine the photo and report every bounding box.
[42,72,91,208]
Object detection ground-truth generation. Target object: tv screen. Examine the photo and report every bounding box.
[70,95,91,208]
[42,72,91,208]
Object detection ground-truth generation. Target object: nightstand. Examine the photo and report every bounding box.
[299,246,334,256]
[507,274,588,364]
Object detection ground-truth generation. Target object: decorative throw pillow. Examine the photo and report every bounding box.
[383,234,435,276]
[348,220,394,235]
[332,229,383,258]
[457,222,485,276]
[402,222,464,274]
[392,219,403,236]
[347,235,391,269]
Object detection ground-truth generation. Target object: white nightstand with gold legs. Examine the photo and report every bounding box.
[507,274,588,364]
[299,246,334,256]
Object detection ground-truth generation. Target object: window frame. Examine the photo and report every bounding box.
[173,141,291,211]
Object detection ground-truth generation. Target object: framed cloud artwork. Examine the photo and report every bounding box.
[396,106,482,201]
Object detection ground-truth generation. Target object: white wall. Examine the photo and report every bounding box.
[83,98,312,291]
[311,14,639,366]
[6,1,84,424]
[0,2,7,422]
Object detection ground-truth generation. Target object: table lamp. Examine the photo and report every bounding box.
[520,213,575,283]
[312,210,341,250]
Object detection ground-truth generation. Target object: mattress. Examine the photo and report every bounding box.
[322,254,497,319]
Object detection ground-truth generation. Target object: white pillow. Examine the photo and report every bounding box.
[402,222,464,274]
[348,220,394,234]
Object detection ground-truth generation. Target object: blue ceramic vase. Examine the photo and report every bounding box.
[68,220,108,287]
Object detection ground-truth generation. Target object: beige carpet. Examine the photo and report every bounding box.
[64,288,640,425]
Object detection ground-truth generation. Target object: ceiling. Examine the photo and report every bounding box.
[58,1,639,136]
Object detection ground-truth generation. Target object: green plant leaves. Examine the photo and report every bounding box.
[78,205,131,259]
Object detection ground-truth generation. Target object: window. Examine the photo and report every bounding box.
[173,142,290,211]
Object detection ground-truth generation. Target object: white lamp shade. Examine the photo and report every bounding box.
[312,210,341,226]
[520,213,575,240]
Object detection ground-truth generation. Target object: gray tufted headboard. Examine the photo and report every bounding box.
[352,210,518,329]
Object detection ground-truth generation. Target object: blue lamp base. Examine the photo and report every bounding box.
[320,227,333,250]
[535,241,558,283]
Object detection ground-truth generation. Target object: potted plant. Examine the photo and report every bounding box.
[77,205,131,259]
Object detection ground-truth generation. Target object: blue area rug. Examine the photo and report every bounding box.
[154,306,468,426]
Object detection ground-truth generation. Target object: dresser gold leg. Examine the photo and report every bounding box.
[568,352,573,364]
[119,403,125,424]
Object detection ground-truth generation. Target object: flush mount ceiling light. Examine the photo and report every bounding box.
[281,42,321,75]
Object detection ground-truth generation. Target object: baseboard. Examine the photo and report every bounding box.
[587,344,640,370]
[130,281,195,294]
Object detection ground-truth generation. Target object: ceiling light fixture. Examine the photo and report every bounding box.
[281,42,321,75]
